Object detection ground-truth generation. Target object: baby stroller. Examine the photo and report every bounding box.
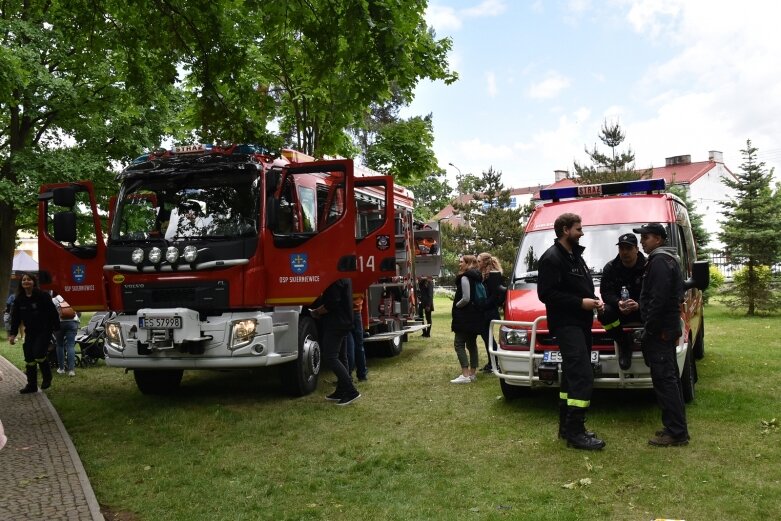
[75,311,115,367]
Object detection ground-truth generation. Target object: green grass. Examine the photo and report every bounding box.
[1,299,780,520]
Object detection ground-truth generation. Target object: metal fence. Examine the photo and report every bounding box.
[708,252,781,278]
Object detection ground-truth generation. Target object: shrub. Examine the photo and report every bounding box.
[721,264,781,315]
[704,265,725,303]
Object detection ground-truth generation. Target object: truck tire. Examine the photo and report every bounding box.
[282,316,321,397]
[693,319,705,360]
[134,369,183,395]
[681,347,696,403]
[500,378,530,400]
[382,318,404,357]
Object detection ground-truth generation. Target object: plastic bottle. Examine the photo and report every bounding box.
[620,285,630,301]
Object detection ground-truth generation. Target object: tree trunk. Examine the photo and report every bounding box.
[0,201,20,305]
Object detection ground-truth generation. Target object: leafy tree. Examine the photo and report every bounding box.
[0,1,187,301]
[573,120,650,184]
[666,184,710,257]
[445,167,525,280]
[365,115,439,185]
[718,140,781,315]
[251,1,456,157]
[411,167,453,222]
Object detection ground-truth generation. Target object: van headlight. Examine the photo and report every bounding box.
[230,319,257,349]
[500,326,529,346]
[106,322,124,350]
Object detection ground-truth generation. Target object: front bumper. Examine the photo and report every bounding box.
[488,317,688,391]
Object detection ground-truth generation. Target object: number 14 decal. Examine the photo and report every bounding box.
[357,255,376,272]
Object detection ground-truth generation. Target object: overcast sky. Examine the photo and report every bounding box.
[401,0,781,188]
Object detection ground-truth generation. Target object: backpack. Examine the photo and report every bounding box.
[56,297,77,320]
[472,280,488,307]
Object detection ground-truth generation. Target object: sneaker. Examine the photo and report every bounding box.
[68,370,76,377]
[325,391,343,401]
[450,374,472,384]
[648,433,689,447]
[469,374,477,382]
[57,368,65,375]
[481,364,493,374]
[337,391,361,406]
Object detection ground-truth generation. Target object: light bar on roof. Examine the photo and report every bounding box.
[539,178,666,201]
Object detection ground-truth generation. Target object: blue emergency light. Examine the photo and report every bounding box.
[539,178,666,202]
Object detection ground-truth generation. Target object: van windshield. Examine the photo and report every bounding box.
[513,224,645,287]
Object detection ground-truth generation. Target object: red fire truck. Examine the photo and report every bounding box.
[36,144,410,396]
[488,179,709,401]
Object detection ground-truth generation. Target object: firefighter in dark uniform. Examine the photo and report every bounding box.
[598,233,646,370]
[8,273,60,394]
[537,213,606,450]
[633,222,689,446]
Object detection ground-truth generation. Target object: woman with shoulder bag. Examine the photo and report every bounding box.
[450,255,484,383]
[52,290,80,377]
[477,253,506,374]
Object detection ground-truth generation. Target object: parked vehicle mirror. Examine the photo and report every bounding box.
[684,260,710,291]
[52,186,77,207]
[53,211,77,243]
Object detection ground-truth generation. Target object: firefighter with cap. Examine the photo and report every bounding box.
[633,222,689,446]
[537,213,606,450]
[598,233,645,370]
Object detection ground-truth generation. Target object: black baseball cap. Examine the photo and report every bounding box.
[632,222,667,239]
[616,233,638,246]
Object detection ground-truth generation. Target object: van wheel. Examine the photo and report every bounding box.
[693,320,705,360]
[500,378,530,400]
[282,316,321,397]
[681,348,696,403]
[134,369,183,395]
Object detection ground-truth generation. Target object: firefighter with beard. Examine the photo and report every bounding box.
[537,213,606,450]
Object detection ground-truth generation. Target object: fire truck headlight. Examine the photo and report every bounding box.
[165,246,180,264]
[106,322,124,350]
[501,326,529,346]
[148,247,162,264]
[183,245,198,263]
[230,319,257,349]
[131,248,145,265]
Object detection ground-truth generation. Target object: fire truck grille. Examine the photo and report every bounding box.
[121,280,229,313]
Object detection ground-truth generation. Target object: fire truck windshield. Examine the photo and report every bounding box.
[111,171,259,242]
[512,224,645,286]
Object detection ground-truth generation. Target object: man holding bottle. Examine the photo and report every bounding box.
[598,233,646,370]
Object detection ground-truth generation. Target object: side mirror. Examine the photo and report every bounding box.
[53,211,77,243]
[684,260,709,291]
[52,186,77,207]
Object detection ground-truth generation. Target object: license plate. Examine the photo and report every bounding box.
[543,350,599,363]
[139,316,182,329]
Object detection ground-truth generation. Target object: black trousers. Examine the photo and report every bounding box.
[555,325,593,407]
[321,328,357,396]
[643,336,688,438]
[418,304,432,328]
[23,331,51,365]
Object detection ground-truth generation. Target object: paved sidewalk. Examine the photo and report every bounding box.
[0,355,104,521]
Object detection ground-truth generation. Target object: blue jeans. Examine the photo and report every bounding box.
[56,320,79,371]
[345,312,368,380]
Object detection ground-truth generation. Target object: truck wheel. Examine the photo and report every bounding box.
[134,369,183,395]
[282,316,321,397]
[382,318,404,357]
[382,334,403,357]
[681,348,696,403]
[693,319,705,360]
[500,378,530,400]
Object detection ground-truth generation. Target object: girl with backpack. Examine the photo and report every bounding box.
[449,255,484,384]
[477,253,506,374]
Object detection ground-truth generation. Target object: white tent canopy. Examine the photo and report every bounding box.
[12,251,39,272]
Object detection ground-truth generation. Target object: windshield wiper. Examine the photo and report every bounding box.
[514,271,538,283]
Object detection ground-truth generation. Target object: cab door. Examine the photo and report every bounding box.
[352,176,396,294]
[37,182,109,310]
[262,160,357,305]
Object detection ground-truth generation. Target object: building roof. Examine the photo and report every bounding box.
[532,159,731,199]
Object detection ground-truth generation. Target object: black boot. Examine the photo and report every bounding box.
[39,361,52,390]
[19,365,38,394]
[558,400,596,439]
[565,407,605,450]
[617,332,633,370]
